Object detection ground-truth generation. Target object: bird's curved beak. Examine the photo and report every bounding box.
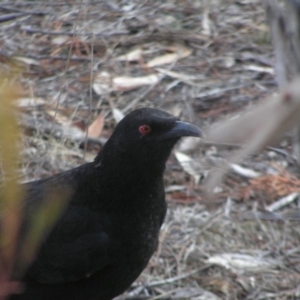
[163,121,203,139]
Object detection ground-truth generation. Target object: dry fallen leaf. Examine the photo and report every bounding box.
[178,136,201,152]
[230,164,260,178]
[206,253,279,274]
[113,74,162,91]
[146,45,191,68]
[87,114,104,138]
[51,35,69,45]
[201,8,212,36]
[116,48,143,62]
[93,72,162,95]
[47,109,71,126]
[15,97,46,108]
[155,68,192,80]
[266,192,299,212]
[112,108,125,123]
[13,56,41,66]
[175,151,201,183]
[92,71,112,95]
[243,64,274,74]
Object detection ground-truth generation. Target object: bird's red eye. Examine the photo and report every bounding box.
[139,125,152,134]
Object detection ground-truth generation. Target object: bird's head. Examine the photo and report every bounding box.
[96,108,202,172]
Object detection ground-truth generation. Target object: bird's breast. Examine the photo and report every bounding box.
[107,189,166,265]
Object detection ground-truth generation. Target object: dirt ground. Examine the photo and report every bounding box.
[1,0,300,299]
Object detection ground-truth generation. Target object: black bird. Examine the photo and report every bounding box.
[10,108,201,300]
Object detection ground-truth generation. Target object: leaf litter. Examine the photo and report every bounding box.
[0,0,300,299]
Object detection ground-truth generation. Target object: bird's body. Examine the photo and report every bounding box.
[10,108,201,300]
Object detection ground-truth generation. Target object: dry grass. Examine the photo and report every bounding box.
[1,0,300,299]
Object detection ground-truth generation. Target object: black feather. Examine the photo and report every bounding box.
[9,108,201,300]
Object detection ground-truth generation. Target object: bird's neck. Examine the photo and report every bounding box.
[97,154,166,179]
[95,144,168,178]
[92,149,166,211]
